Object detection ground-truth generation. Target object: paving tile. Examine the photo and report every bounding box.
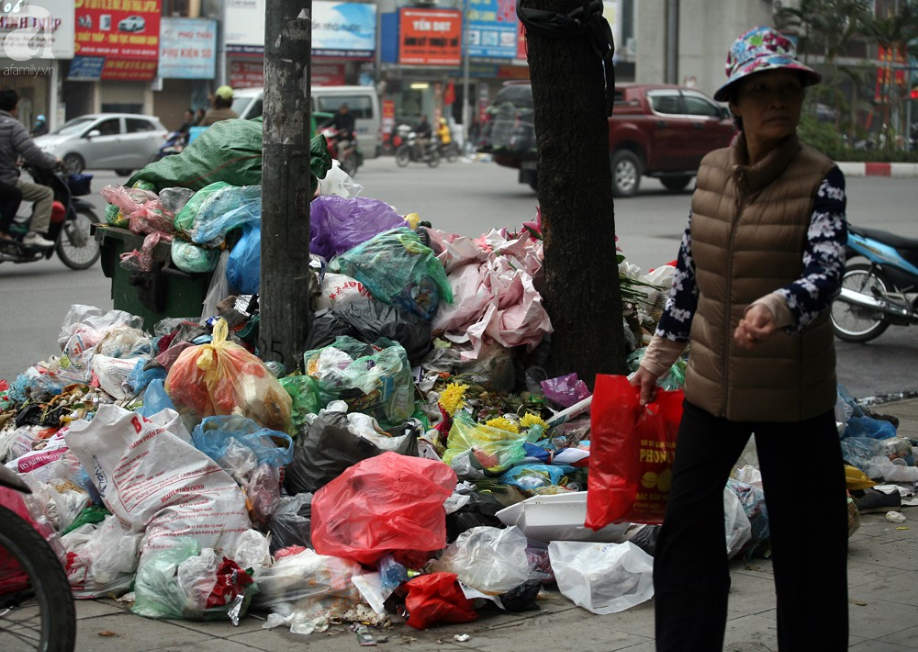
[847,558,908,589]
[75,613,209,652]
[877,623,918,649]
[848,571,918,608]
[228,625,470,652]
[722,614,779,650]
[848,598,918,641]
[75,598,130,619]
[849,640,918,651]
[165,612,270,636]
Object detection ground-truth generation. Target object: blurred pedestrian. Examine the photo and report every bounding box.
[199,86,238,126]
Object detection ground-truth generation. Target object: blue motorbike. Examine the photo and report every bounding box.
[830,224,918,342]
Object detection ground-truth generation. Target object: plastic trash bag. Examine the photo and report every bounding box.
[441,414,532,479]
[498,463,575,493]
[309,195,406,260]
[165,318,292,432]
[201,250,230,320]
[317,158,363,198]
[430,525,531,594]
[61,514,140,599]
[548,541,654,614]
[315,273,374,312]
[191,415,294,470]
[727,479,769,559]
[284,408,419,494]
[159,186,195,214]
[136,379,176,418]
[226,225,260,294]
[279,375,323,433]
[334,299,433,365]
[404,572,478,630]
[191,185,261,247]
[133,539,256,623]
[174,181,231,236]
[724,486,752,560]
[311,452,457,566]
[302,336,414,428]
[268,493,313,553]
[586,374,684,527]
[252,548,364,635]
[128,119,265,193]
[172,239,220,274]
[445,489,505,543]
[329,227,452,321]
[540,373,591,409]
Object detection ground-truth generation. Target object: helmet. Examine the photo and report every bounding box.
[439,118,447,125]
[50,200,66,224]
[36,114,45,121]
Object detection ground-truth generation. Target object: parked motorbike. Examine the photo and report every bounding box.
[320,127,361,177]
[830,223,918,342]
[395,128,440,168]
[0,165,101,270]
[153,130,185,161]
[0,464,77,652]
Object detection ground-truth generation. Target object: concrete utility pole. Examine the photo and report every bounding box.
[260,1,313,373]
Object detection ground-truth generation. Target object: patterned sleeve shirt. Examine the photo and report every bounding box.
[654,166,848,341]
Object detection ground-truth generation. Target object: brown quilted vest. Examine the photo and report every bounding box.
[685,134,837,422]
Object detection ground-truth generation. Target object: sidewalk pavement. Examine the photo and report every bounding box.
[70,398,918,652]
[837,161,918,177]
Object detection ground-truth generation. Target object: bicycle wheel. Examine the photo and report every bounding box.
[0,505,76,652]
[56,207,100,271]
[830,262,891,343]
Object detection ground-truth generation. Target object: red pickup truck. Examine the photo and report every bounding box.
[478,81,736,196]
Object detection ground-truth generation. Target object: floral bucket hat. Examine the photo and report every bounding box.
[714,26,821,101]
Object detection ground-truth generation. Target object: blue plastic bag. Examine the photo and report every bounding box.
[125,359,166,394]
[136,379,176,418]
[309,196,406,260]
[191,415,294,468]
[227,225,261,294]
[191,185,261,246]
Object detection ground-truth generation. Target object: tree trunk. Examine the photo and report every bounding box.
[525,0,627,388]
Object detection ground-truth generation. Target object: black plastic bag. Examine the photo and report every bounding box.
[268,493,313,553]
[445,490,506,543]
[335,299,432,364]
[303,310,357,351]
[498,579,542,612]
[283,411,420,495]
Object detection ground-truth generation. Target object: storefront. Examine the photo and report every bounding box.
[0,0,75,130]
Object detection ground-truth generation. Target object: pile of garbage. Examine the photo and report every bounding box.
[0,121,914,635]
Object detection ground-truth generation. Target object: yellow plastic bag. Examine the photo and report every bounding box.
[165,319,292,432]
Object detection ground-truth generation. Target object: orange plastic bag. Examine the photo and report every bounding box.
[164,318,292,432]
[585,374,683,528]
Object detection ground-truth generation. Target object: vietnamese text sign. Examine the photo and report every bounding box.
[159,17,215,79]
[74,0,161,80]
[224,0,264,55]
[399,8,461,66]
[468,0,517,59]
[313,1,376,59]
[1,0,75,60]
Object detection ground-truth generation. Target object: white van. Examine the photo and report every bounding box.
[231,86,382,157]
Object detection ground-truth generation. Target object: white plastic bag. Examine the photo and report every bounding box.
[65,404,251,563]
[724,486,752,559]
[430,525,531,594]
[548,541,654,614]
[318,159,364,198]
[315,272,374,311]
[62,515,142,599]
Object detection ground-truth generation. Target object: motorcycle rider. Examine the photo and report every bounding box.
[30,113,48,137]
[199,86,239,126]
[436,117,452,148]
[320,103,357,148]
[0,88,63,249]
[414,114,433,159]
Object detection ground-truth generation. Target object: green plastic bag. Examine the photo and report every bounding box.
[174,181,231,236]
[104,203,127,228]
[133,538,257,622]
[441,414,534,479]
[329,228,452,321]
[302,336,414,428]
[171,239,220,274]
[128,119,264,192]
[279,374,324,433]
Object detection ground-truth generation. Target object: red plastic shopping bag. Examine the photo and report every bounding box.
[404,572,478,630]
[585,374,683,528]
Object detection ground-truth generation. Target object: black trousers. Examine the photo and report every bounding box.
[654,401,849,652]
[0,181,22,234]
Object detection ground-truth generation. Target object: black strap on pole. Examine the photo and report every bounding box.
[517,0,616,116]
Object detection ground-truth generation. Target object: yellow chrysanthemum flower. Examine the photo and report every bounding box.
[485,416,519,433]
[438,382,469,416]
[519,413,548,429]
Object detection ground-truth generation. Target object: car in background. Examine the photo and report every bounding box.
[118,15,145,32]
[478,81,736,196]
[34,113,167,176]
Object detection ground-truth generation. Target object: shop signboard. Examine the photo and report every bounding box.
[74,0,161,80]
[224,0,264,56]
[158,17,215,79]
[67,54,105,79]
[313,1,376,60]
[0,0,75,61]
[468,0,518,59]
[229,60,263,88]
[398,8,461,66]
[312,61,346,86]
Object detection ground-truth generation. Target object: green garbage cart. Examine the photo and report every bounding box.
[93,225,213,330]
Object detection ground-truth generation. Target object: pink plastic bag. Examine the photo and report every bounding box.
[311,452,457,566]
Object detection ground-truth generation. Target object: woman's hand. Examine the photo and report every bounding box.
[630,367,661,406]
[734,304,776,349]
